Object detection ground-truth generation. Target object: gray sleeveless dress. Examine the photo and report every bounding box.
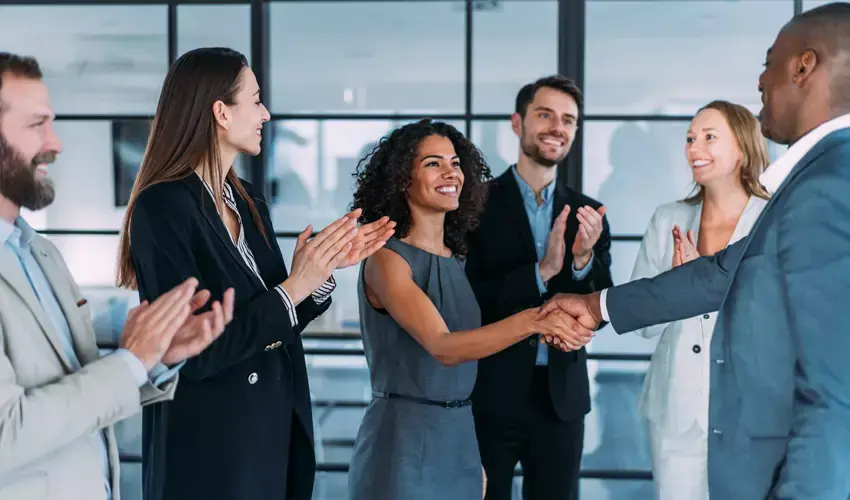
[348,238,482,500]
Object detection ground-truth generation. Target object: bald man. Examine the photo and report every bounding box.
[539,3,850,499]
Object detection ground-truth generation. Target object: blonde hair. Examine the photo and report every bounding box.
[683,100,771,204]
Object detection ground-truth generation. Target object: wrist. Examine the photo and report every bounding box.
[586,291,603,325]
[281,278,308,306]
[572,251,591,270]
[538,263,555,283]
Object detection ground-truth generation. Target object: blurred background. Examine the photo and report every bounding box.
[0,0,828,498]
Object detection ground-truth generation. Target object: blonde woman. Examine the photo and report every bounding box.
[631,100,771,500]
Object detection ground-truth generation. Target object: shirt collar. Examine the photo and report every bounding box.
[760,113,850,194]
[0,215,36,250]
[511,165,557,205]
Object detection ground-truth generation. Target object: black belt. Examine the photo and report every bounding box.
[372,391,472,409]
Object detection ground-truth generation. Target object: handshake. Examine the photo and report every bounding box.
[532,291,604,352]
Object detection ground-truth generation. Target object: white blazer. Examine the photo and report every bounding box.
[631,196,767,435]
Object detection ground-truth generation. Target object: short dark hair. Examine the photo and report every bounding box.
[515,75,583,117]
[0,52,43,115]
[786,2,850,108]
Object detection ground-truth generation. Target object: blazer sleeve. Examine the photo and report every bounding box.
[0,333,140,476]
[130,187,301,381]
[769,152,850,499]
[606,235,745,334]
[629,208,673,339]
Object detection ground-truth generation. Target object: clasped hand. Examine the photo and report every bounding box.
[534,293,602,352]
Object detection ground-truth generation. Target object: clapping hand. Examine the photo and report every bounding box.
[336,211,396,269]
[161,287,235,366]
[672,225,699,267]
[572,205,607,269]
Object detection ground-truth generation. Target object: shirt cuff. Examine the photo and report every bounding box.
[599,288,611,323]
[148,361,184,387]
[571,250,594,280]
[311,275,336,305]
[274,284,299,328]
[113,348,148,388]
[534,263,548,294]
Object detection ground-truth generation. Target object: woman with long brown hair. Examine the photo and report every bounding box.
[115,47,394,500]
[629,100,771,500]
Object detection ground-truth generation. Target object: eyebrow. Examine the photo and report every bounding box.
[252,89,260,96]
[421,154,459,161]
[533,105,577,121]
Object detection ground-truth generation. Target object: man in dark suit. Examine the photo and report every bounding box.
[540,4,850,499]
[465,75,613,500]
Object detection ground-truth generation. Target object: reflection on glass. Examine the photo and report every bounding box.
[470,120,518,178]
[471,0,558,114]
[268,1,465,114]
[582,121,694,236]
[0,6,168,115]
[267,119,465,234]
[584,1,794,115]
[177,4,251,61]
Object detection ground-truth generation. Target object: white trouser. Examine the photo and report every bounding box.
[646,420,709,500]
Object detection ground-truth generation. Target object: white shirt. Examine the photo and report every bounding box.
[599,113,850,325]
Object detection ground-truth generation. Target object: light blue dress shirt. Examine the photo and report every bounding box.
[0,216,176,499]
[509,166,593,365]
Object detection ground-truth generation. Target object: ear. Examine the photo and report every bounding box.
[510,112,523,137]
[794,48,818,85]
[212,100,230,130]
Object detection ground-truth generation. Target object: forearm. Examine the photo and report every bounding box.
[0,355,140,475]
[423,312,535,366]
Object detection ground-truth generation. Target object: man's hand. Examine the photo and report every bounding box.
[539,206,571,282]
[533,307,595,351]
[537,292,603,351]
[161,288,235,366]
[337,214,396,269]
[119,278,198,371]
[572,205,607,270]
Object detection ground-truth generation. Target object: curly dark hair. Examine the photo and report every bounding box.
[351,119,492,256]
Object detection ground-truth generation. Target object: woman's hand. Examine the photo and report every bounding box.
[672,225,699,267]
[528,308,595,352]
[282,211,361,304]
[336,215,396,269]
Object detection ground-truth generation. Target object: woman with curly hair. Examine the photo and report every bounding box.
[347,119,589,499]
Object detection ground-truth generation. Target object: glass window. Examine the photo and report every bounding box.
[268,1,466,114]
[470,120,518,178]
[471,0,558,114]
[267,119,464,234]
[582,120,693,236]
[119,463,142,500]
[580,479,655,500]
[43,234,119,288]
[0,6,168,115]
[584,1,794,115]
[177,4,252,61]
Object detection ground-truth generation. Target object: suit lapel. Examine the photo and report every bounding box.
[30,239,99,365]
[498,171,537,260]
[184,176,265,286]
[0,245,75,371]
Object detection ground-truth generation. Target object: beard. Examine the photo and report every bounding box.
[0,134,56,211]
[519,124,568,168]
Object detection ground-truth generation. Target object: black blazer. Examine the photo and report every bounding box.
[465,169,613,422]
[130,175,330,500]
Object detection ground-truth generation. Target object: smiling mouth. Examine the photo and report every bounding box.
[691,159,712,169]
[540,137,564,148]
[436,185,459,196]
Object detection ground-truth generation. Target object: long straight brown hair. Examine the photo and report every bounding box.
[116,47,268,289]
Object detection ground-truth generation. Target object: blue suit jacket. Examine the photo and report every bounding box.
[606,128,850,500]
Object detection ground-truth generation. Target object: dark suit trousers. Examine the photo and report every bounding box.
[475,368,584,500]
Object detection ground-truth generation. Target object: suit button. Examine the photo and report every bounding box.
[248,373,258,384]
[715,358,725,365]
[529,338,538,347]
[703,314,710,319]
[692,345,701,353]
[273,341,282,348]
[712,428,723,436]
[264,345,271,351]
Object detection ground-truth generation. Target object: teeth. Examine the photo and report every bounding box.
[692,160,711,167]
[542,138,562,146]
[436,186,457,194]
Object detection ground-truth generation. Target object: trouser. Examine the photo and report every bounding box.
[646,420,710,500]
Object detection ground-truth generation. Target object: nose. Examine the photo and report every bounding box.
[44,122,63,154]
[261,103,270,122]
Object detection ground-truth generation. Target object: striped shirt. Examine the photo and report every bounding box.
[200,177,335,327]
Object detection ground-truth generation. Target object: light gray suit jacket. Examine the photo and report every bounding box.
[0,233,176,500]
[606,127,850,500]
